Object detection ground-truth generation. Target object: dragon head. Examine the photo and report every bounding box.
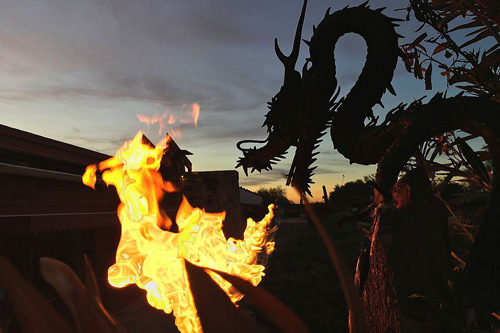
[236,0,337,196]
[236,0,310,188]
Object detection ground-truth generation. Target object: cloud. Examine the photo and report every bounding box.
[237,162,341,188]
[0,76,201,104]
[62,133,133,154]
[239,168,289,187]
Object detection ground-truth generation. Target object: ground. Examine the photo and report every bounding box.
[258,216,366,332]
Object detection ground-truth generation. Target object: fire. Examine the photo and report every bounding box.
[190,103,200,127]
[137,103,200,139]
[82,132,275,333]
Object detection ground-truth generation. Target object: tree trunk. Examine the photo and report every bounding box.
[355,168,454,332]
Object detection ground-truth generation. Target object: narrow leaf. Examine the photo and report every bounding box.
[40,257,121,333]
[208,268,311,333]
[0,256,73,333]
[184,260,255,333]
[403,57,412,73]
[460,30,491,49]
[414,57,422,79]
[298,191,368,333]
[456,138,491,185]
[465,26,488,37]
[432,44,447,55]
[449,19,483,32]
[411,32,428,46]
[485,43,499,55]
[425,62,433,90]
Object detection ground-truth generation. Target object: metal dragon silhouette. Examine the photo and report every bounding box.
[235,0,498,198]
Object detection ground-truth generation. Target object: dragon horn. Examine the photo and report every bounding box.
[274,0,308,70]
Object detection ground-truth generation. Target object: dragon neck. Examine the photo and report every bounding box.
[309,5,400,163]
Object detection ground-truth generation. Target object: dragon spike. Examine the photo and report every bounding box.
[377,100,385,108]
[302,60,309,77]
[360,1,369,7]
[331,86,341,102]
[390,17,405,22]
[325,7,331,17]
[274,38,288,65]
[396,33,405,39]
[274,0,307,70]
[243,165,248,176]
[302,39,311,46]
[387,83,396,95]
[375,7,386,12]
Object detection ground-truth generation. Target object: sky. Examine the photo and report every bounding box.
[0,0,474,202]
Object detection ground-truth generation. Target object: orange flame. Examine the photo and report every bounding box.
[191,103,200,127]
[82,132,275,333]
[137,103,200,138]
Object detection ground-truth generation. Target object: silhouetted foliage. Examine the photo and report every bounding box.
[256,186,290,208]
[328,176,374,207]
[436,180,466,199]
[402,0,499,101]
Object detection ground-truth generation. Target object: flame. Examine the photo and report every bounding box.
[82,132,275,333]
[191,103,200,127]
[168,114,176,125]
[137,103,200,138]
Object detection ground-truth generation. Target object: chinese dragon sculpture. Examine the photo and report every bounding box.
[236,0,499,329]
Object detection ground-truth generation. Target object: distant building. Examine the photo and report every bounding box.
[239,186,262,206]
[238,187,268,221]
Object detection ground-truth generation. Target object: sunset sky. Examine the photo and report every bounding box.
[0,0,473,202]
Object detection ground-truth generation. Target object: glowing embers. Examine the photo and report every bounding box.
[82,132,275,333]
